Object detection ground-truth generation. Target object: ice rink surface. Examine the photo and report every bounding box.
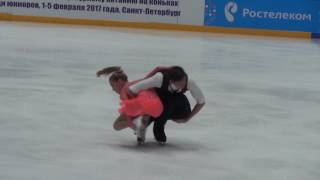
[1,22,320,180]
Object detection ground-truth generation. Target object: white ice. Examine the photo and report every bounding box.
[1,22,320,180]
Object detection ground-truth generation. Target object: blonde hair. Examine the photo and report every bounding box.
[98,66,128,82]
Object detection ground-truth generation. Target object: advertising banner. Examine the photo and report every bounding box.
[0,0,204,25]
[204,0,320,33]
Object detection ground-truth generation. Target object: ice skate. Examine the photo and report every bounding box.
[133,116,149,145]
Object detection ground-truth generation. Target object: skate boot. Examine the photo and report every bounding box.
[137,128,146,145]
[133,117,148,145]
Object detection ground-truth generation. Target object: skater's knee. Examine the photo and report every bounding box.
[113,124,122,131]
[113,122,127,131]
[113,115,129,131]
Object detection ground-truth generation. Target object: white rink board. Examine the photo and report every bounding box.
[0,0,205,25]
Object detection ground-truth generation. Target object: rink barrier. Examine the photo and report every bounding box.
[0,13,312,39]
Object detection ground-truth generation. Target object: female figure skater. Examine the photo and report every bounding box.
[128,66,206,144]
[96,66,163,144]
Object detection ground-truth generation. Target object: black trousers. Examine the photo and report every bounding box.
[149,91,191,142]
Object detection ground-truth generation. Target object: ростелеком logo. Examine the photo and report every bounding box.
[225,2,238,22]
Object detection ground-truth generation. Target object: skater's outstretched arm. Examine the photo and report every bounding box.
[174,79,205,123]
[174,103,205,123]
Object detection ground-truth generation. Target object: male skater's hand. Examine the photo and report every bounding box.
[173,118,190,124]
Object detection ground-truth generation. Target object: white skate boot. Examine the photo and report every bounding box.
[133,116,149,145]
